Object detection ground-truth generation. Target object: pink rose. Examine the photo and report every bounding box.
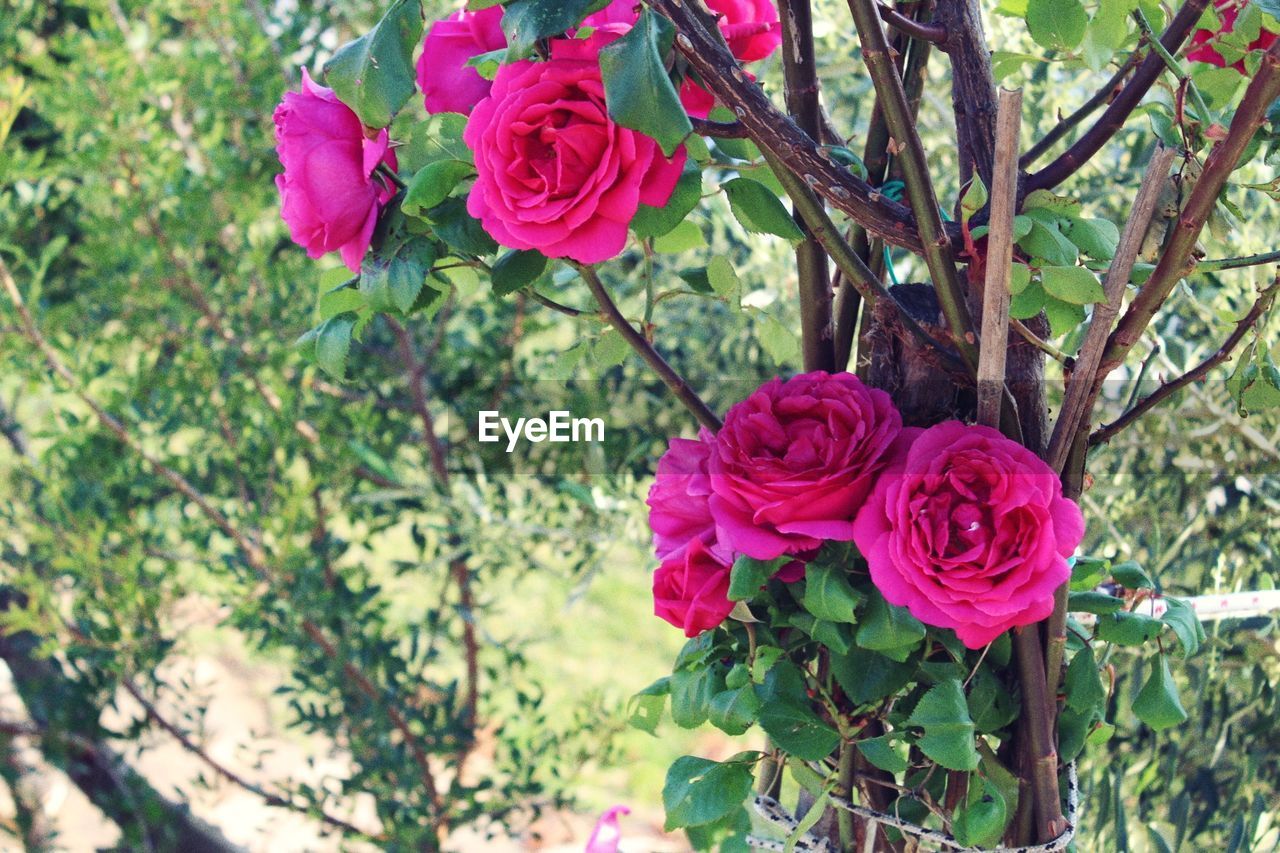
[1188,1,1277,73]
[647,430,729,563]
[463,32,686,263]
[708,371,902,561]
[585,804,630,853]
[707,0,782,61]
[653,538,734,637]
[417,7,507,115]
[852,422,1085,649]
[273,70,398,273]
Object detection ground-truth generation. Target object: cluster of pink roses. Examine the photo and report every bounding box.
[647,372,1085,649]
[274,0,782,271]
[1188,0,1278,74]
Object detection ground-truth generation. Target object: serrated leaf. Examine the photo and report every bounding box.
[830,646,915,705]
[758,701,841,761]
[1132,655,1188,730]
[315,314,356,379]
[856,589,925,661]
[633,164,703,238]
[1043,296,1086,337]
[628,677,670,734]
[722,177,805,243]
[491,249,547,296]
[856,735,908,773]
[1096,611,1163,646]
[663,755,755,830]
[502,0,596,58]
[1069,591,1125,614]
[707,256,741,299]
[728,555,786,601]
[653,219,706,253]
[907,680,980,771]
[593,329,630,367]
[319,286,364,320]
[802,562,863,623]
[759,314,799,365]
[361,237,437,314]
[1009,263,1032,295]
[709,686,762,736]
[322,0,423,128]
[402,159,475,218]
[1111,560,1153,589]
[1064,217,1120,260]
[599,9,692,157]
[1026,0,1088,51]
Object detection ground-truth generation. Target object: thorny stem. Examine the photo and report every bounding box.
[575,264,723,431]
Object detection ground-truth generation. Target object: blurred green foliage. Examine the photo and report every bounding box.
[0,0,1278,850]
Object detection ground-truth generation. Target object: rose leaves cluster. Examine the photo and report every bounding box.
[646,372,1086,649]
[273,0,784,272]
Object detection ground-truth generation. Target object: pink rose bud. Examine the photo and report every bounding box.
[653,538,735,637]
[852,422,1086,649]
[706,0,782,61]
[709,371,902,561]
[1188,0,1278,73]
[273,69,398,273]
[463,31,686,263]
[585,804,630,852]
[417,7,507,115]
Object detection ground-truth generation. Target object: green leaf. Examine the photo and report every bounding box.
[1070,555,1110,590]
[830,646,916,705]
[1132,654,1188,730]
[429,197,500,257]
[907,680,980,771]
[1009,263,1032,295]
[402,160,475,218]
[1064,645,1106,715]
[670,665,725,729]
[1096,611,1163,646]
[318,286,364,320]
[361,237,437,314]
[959,176,988,225]
[1063,217,1120,260]
[1068,591,1125,614]
[628,677,670,734]
[1019,220,1078,266]
[728,555,785,601]
[502,0,596,59]
[856,590,925,661]
[1041,265,1105,305]
[663,755,755,830]
[593,329,631,368]
[490,249,548,296]
[315,314,356,379]
[1026,0,1088,51]
[1161,597,1205,659]
[857,735,908,773]
[707,256,741,300]
[709,686,762,736]
[1009,281,1047,320]
[598,9,693,157]
[967,667,1019,733]
[322,0,424,128]
[633,164,703,238]
[953,783,1008,849]
[722,178,805,243]
[654,219,706,253]
[759,314,799,365]
[758,701,841,761]
[1111,560,1153,589]
[1043,296,1086,337]
[802,563,864,623]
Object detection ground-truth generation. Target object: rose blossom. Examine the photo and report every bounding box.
[463,31,685,263]
[653,538,735,637]
[708,371,901,561]
[417,6,506,115]
[647,430,725,563]
[585,804,630,853]
[273,70,398,273]
[852,421,1086,649]
[1188,0,1277,73]
[707,0,782,61]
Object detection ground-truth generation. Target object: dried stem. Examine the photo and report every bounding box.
[976,89,1022,427]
